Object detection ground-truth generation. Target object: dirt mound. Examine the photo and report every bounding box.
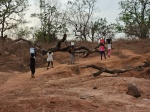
[0,39,150,112]
[0,71,150,112]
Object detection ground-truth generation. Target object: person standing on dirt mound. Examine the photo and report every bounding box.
[106,37,112,57]
[69,42,75,64]
[98,37,105,45]
[47,51,54,70]
[30,46,36,58]
[30,53,35,78]
[99,43,106,60]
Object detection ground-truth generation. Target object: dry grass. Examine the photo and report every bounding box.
[0,38,149,72]
[71,65,80,75]
[112,48,129,59]
[113,38,150,54]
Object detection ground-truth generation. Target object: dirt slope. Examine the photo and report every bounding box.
[0,49,150,112]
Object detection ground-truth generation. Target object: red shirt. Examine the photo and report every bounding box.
[99,38,105,44]
[99,45,105,51]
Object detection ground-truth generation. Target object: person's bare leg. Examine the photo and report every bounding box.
[47,62,50,70]
[51,61,53,68]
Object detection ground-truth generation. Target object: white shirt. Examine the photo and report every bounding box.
[30,48,35,53]
[98,39,100,43]
[47,52,53,61]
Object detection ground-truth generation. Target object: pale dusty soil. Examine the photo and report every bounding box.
[0,49,150,112]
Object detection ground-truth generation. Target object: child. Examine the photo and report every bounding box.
[98,37,105,45]
[106,37,112,57]
[30,53,35,78]
[47,51,54,70]
[69,45,75,64]
[99,43,106,60]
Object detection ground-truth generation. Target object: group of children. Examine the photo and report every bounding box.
[98,37,112,60]
[29,51,54,78]
[29,44,74,78]
[29,37,112,78]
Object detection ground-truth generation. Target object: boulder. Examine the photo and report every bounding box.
[147,69,150,74]
[126,83,141,98]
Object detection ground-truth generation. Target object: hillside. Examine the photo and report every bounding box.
[0,39,150,112]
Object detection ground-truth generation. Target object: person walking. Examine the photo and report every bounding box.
[30,53,35,78]
[30,47,36,58]
[47,51,54,70]
[99,43,106,60]
[106,37,112,57]
[69,42,75,64]
[98,37,105,44]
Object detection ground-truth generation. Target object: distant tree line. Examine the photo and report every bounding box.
[116,0,150,38]
[0,0,149,42]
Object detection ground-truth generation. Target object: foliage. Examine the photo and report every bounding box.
[0,0,29,38]
[66,0,97,41]
[117,0,150,38]
[34,29,57,42]
[90,18,116,41]
[15,26,32,39]
[31,0,67,42]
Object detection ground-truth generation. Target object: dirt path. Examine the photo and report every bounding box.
[0,49,150,112]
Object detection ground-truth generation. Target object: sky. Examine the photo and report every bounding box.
[26,0,124,38]
[96,0,121,23]
[26,0,122,26]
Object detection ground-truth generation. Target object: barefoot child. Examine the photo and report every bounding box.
[70,46,75,64]
[69,42,75,64]
[98,37,105,45]
[106,37,112,57]
[47,51,54,70]
[99,43,106,60]
[30,54,35,78]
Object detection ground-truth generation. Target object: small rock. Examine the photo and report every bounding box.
[147,69,150,74]
[136,66,144,71]
[126,83,141,98]
[4,51,9,55]
[92,103,99,107]
[80,96,87,100]
[93,86,97,89]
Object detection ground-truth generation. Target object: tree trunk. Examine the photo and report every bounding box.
[1,14,5,39]
[91,32,95,42]
[81,61,150,77]
[140,0,147,38]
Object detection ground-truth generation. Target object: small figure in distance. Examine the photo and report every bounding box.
[99,43,106,60]
[106,37,112,57]
[69,42,75,64]
[30,46,36,58]
[98,37,105,45]
[30,53,35,78]
[47,51,54,70]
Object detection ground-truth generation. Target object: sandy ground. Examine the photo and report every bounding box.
[0,49,150,112]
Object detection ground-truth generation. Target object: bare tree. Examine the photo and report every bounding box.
[66,0,97,41]
[31,0,67,42]
[90,18,116,42]
[117,0,150,38]
[0,0,28,39]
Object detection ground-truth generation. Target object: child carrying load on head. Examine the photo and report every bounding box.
[69,42,75,64]
[47,50,54,70]
[106,37,112,57]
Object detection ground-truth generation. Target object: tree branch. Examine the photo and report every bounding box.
[81,62,149,77]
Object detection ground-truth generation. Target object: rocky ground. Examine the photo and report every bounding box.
[0,47,150,112]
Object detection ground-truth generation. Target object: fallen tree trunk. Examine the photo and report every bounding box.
[12,34,101,57]
[81,64,134,77]
[13,38,48,55]
[81,60,150,77]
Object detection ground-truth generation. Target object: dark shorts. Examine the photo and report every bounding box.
[100,51,105,54]
[30,65,35,74]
